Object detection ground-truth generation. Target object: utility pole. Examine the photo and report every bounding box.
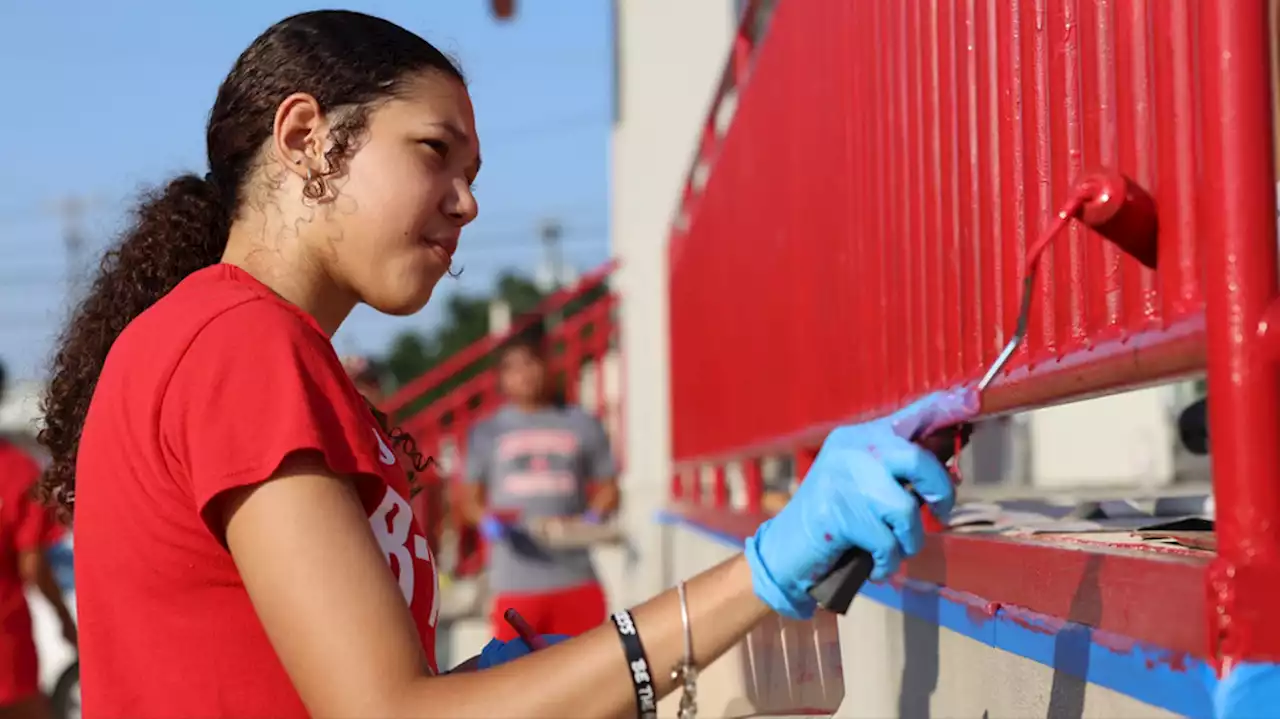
[539,218,565,327]
[52,195,90,305]
[539,218,564,291]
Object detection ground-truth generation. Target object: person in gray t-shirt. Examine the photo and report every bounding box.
[460,329,619,642]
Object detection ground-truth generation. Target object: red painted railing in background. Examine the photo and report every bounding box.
[668,0,1278,669]
[382,264,621,576]
[383,260,618,418]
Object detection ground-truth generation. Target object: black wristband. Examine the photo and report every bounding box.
[610,609,657,719]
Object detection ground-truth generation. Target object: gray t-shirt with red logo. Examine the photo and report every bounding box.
[464,405,617,594]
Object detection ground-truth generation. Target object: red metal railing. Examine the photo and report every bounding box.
[669,0,1278,669]
[383,261,618,418]
[383,264,621,576]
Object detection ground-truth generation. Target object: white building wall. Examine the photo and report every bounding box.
[1023,387,1183,491]
[610,0,738,605]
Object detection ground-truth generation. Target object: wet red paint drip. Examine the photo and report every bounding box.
[1209,558,1280,668]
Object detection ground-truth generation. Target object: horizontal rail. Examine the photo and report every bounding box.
[381,259,618,417]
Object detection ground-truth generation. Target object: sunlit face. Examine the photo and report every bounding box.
[315,70,481,316]
[498,345,546,405]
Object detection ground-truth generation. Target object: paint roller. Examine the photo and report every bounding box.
[808,170,1161,615]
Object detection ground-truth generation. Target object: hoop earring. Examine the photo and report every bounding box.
[302,167,327,201]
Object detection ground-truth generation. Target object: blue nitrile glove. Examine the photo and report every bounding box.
[475,634,572,669]
[744,389,978,619]
[479,514,508,542]
[582,509,603,525]
[1212,661,1280,719]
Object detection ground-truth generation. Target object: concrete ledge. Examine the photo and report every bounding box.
[657,509,1213,718]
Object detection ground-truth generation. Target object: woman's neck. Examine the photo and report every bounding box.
[222,213,358,336]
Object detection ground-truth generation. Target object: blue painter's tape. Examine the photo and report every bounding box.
[654,510,745,549]
[1212,661,1280,719]
[859,580,1214,718]
[660,510,1217,719]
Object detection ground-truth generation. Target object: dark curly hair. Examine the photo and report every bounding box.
[37,10,464,513]
[497,316,569,409]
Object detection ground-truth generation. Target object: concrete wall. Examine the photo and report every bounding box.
[610,0,738,606]
[660,522,1183,719]
[835,599,1175,719]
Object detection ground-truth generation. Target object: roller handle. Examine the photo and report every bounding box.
[806,423,972,615]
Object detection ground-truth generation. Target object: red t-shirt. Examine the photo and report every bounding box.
[73,264,440,718]
[0,440,62,703]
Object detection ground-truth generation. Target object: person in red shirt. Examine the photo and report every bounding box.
[0,361,76,719]
[34,9,962,718]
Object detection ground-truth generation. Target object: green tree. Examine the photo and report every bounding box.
[380,271,573,420]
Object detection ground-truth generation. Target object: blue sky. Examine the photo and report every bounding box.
[0,1,614,380]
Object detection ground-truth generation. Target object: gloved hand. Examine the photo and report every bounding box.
[478,514,510,542]
[475,634,572,669]
[1212,661,1280,719]
[582,509,603,525]
[744,389,978,620]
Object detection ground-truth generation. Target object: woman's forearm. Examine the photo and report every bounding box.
[399,554,769,718]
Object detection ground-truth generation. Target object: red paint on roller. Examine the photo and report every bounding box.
[1076,171,1160,270]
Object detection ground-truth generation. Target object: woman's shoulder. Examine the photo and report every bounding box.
[123,265,327,360]
[102,266,339,406]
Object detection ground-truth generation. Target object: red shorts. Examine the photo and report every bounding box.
[490,582,608,642]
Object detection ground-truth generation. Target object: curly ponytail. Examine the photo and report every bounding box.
[35,10,464,514]
[38,175,228,510]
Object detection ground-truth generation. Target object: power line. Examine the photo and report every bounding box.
[0,197,608,236]
[0,238,610,294]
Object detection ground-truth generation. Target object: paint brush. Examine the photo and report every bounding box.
[503,608,549,650]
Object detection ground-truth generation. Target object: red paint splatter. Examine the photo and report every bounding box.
[1208,557,1280,666]
[891,573,1197,673]
[962,602,998,625]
